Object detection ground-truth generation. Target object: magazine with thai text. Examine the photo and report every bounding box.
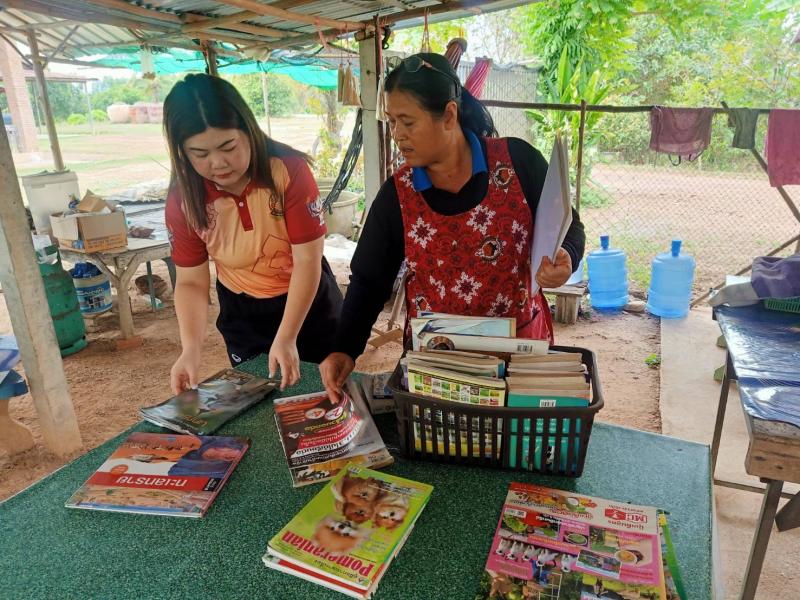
[274,382,393,487]
[65,432,249,517]
[476,482,666,600]
[263,464,432,598]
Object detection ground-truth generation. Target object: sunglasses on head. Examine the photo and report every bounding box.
[386,55,461,96]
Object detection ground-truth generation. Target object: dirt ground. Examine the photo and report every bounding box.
[0,259,660,501]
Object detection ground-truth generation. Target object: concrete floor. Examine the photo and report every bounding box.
[660,306,800,599]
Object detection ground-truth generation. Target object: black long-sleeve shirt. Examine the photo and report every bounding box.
[334,137,586,360]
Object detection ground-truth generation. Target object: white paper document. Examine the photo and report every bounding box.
[530,133,572,296]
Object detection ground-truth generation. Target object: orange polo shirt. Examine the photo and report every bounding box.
[166,155,327,298]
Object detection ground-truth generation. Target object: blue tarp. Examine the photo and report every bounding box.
[83,47,342,90]
[716,304,800,427]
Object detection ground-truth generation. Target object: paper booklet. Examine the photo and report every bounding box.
[476,482,667,600]
[65,432,249,517]
[274,382,393,487]
[530,133,572,296]
[264,464,433,599]
[140,368,277,435]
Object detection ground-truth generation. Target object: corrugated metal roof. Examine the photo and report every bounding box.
[0,0,535,65]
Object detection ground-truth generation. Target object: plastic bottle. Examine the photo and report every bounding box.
[587,235,628,310]
[646,240,695,318]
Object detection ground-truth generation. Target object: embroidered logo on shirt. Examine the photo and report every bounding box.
[269,192,284,218]
[408,216,437,249]
[307,195,326,226]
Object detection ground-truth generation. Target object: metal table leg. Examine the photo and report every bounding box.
[146,261,157,310]
[739,479,783,600]
[711,350,734,475]
[775,490,800,532]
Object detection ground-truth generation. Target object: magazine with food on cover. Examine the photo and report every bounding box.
[274,382,393,487]
[263,464,433,598]
[65,432,249,517]
[476,482,667,600]
[140,368,277,435]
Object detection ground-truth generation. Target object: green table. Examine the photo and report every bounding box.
[0,360,713,599]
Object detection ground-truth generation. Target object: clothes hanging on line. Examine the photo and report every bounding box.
[649,106,715,161]
[765,109,800,187]
[726,107,760,150]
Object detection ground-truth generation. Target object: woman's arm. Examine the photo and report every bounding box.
[320,179,406,401]
[270,236,323,389]
[171,262,211,393]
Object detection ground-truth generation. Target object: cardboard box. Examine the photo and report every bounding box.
[49,210,127,253]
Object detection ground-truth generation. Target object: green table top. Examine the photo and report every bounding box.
[0,359,713,600]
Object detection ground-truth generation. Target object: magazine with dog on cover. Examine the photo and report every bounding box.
[264,464,432,598]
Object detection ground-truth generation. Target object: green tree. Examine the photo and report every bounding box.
[389,18,469,54]
[527,47,610,164]
[228,72,300,117]
[515,0,718,93]
[36,81,86,122]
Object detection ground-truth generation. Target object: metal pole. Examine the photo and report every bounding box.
[575,99,587,213]
[740,479,783,599]
[84,80,95,135]
[260,70,271,136]
[26,28,64,171]
[710,350,733,474]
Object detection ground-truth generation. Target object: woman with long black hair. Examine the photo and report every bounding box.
[164,73,342,392]
[320,53,585,400]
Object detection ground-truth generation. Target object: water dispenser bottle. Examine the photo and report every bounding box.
[646,240,695,318]
[587,235,628,310]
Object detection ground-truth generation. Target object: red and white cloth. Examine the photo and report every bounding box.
[395,137,554,344]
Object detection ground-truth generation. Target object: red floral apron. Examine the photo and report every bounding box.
[396,136,554,345]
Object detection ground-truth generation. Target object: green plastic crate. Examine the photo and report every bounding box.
[764,297,800,313]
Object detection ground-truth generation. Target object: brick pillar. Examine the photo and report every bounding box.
[0,39,38,153]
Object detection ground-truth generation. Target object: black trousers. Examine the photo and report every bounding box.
[215,258,343,367]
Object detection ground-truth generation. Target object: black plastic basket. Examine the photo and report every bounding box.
[388,346,604,477]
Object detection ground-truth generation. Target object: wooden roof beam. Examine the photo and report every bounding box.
[0,0,174,34]
[382,0,488,25]
[78,0,182,24]
[0,19,82,32]
[182,13,296,39]
[181,0,317,33]
[63,37,242,57]
[214,0,365,31]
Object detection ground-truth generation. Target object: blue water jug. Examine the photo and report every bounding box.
[646,240,695,318]
[587,235,628,310]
